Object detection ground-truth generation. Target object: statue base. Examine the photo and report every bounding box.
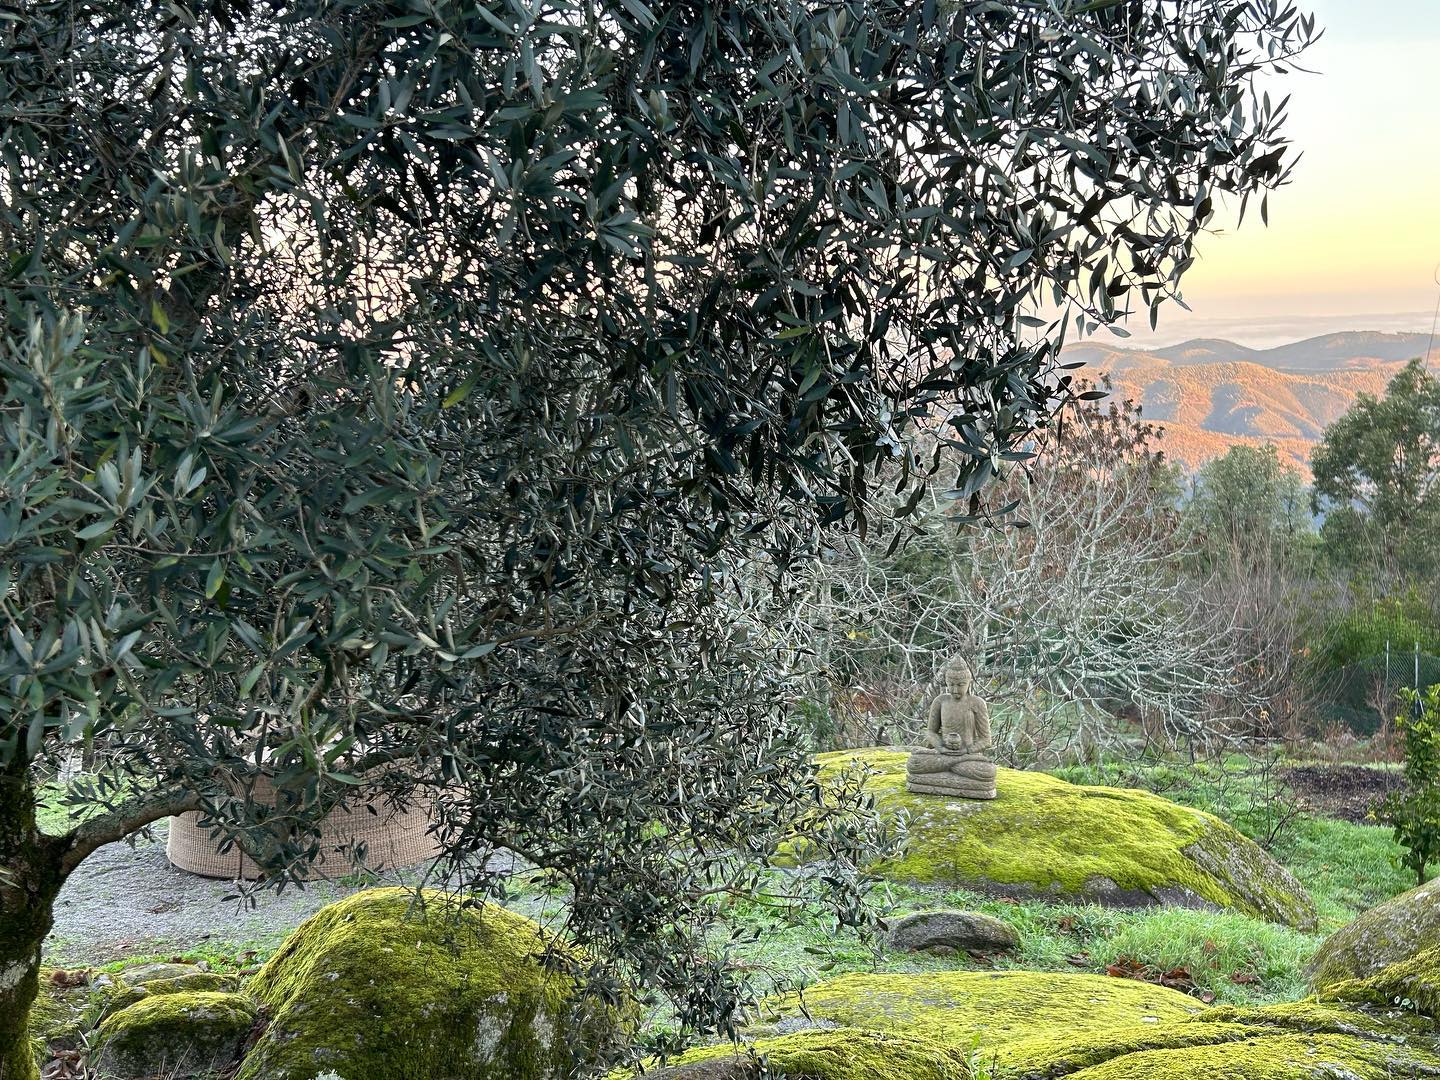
[905,750,998,801]
[906,776,998,800]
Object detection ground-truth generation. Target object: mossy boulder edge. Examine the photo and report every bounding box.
[235,887,624,1080]
[93,990,257,1079]
[731,970,1440,1080]
[1309,876,1440,994]
[635,1028,972,1079]
[817,749,1316,928]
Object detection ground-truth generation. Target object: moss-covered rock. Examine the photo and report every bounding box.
[1052,1031,1440,1079]
[93,969,241,1022]
[235,887,623,1080]
[999,999,1440,1078]
[816,749,1316,928]
[93,990,257,1079]
[753,970,1440,1080]
[622,1029,972,1079]
[1322,943,1440,1019]
[756,970,1204,1048]
[1309,876,1440,992]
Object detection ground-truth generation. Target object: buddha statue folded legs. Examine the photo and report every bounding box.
[906,750,998,799]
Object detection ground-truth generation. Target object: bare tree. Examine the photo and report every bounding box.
[784,392,1269,764]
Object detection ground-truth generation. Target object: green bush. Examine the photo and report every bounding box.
[1308,593,1440,673]
[1383,685,1440,886]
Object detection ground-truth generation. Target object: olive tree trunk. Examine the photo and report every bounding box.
[0,764,201,1078]
[0,765,58,1080]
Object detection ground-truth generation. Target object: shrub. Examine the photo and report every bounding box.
[1383,685,1440,886]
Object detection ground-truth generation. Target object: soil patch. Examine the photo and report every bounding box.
[1280,764,1405,825]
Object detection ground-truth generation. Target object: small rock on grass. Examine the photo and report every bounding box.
[886,910,1019,954]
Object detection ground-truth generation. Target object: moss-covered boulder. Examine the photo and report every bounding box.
[235,887,623,1080]
[756,970,1205,1047]
[92,968,240,1022]
[93,991,258,1079]
[1321,943,1440,1019]
[754,971,1440,1079]
[632,1029,970,1079]
[994,1000,1440,1079]
[817,749,1316,928]
[1309,876,1440,993]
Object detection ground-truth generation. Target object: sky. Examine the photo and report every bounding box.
[1114,1,1440,348]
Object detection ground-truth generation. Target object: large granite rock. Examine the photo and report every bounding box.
[235,887,624,1080]
[812,749,1318,928]
[1309,876,1440,993]
[627,971,1440,1080]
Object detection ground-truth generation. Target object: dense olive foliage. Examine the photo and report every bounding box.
[0,0,1313,1073]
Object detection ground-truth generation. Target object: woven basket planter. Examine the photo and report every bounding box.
[166,776,440,881]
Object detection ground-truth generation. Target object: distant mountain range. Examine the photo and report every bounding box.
[1064,331,1438,473]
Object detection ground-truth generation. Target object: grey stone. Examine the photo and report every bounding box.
[886,910,1019,954]
[115,961,198,986]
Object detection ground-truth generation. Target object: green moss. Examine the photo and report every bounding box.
[1324,942,1440,1018]
[758,970,1204,1048]
[92,970,241,1023]
[1058,1032,1440,1079]
[753,968,1440,1080]
[814,750,1315,928]
[1198,999,1440,1043]
[95,991,257,1079]
[1309,877,1440,993]
[1001,998,1440,1078]
[634,1029,972,1079]
[991,1020,1262,1076]
[237,887,622,1080]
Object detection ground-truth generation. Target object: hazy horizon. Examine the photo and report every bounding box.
[1082,309,1438,351]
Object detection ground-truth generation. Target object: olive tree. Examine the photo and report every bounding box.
[0,1,1312,1073]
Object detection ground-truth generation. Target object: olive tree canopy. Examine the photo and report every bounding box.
[0,1,1313,1074]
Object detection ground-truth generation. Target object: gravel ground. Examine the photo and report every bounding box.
[46,820,435,966]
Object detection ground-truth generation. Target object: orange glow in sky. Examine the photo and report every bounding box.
[1123,1,1440,346]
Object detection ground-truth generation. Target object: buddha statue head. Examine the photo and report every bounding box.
[943,656,973,696]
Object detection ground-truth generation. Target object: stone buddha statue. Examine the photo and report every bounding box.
[906,656,998,799]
